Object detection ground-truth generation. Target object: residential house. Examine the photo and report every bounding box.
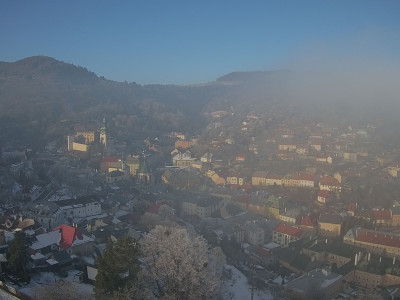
[343,152,358,162]
[298,214,318,232]
[296,145,309,156]
[316,154,332,164]
[235,154,246,162]
[278,142,296,151]
[57,195,101,219]
[172,151,197,167]
[265,173,283,186]
[319,176,341,192]
[182,195,223,218]
[174,139,196,149]
[318,213,342,237]
[279,208,301,225]
[243,222,265,246]
[206,170,226,185]
[317,190,332,204]
[30,224,94,256]
[226,172,244,186]
[343,227,400,258]
[23,202,65,230]
[387,162,400,178]
[100,156,122,172]
[309,139,323,151]
[265,195,281,220]
[252,171,267,186]
[272,224,304,247]
[106,170,127,183]
[284,266,343,300]
[125,154,140,176]
[200,152,213,163]
[392,206,400,226]
[372,209,392,227]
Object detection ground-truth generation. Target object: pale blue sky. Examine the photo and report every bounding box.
[1,1,399,84]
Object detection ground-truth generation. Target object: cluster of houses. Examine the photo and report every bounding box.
[2,106,400,300]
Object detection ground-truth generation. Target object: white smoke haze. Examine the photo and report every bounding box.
[265,32,400,124]
[284,32,400,103]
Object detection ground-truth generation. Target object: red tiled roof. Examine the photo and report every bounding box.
[389,162,400,169]
[274,224,303,237]
[348,202,357,212]
[318,190,330,198]
[372,209,392,221]
[54,225,83,250]
[101,156,120,163]
[237,195,250,203]
[241,184,253,190]
[147,202,162,214]
[254,246,271,257]
[319,176,340,186]
[357,230,400,248]
[291,173,314,181]
[266,173,283,180]
[299,215,317,227]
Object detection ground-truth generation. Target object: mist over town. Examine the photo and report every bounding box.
[1,1,400,299]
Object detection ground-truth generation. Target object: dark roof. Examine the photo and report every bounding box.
[55,195,100,207]
[277,246,320,273]
[52,250,72,266]
[319,213,342,224]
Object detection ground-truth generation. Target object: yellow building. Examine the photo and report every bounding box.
[318,213,342,237]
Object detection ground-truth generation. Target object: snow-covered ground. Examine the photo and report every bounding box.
[220,265,274,300]
[18,270,93,299]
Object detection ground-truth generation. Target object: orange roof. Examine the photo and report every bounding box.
[357,230,400,248]
[274,224,303,237]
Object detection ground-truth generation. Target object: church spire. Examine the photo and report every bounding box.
[100,117,107,147]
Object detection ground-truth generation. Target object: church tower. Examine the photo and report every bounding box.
[100,117,107,148]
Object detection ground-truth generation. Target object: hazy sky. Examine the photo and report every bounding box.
[1,1,399,85]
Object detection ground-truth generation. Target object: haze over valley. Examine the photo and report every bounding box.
[1,1,400,299]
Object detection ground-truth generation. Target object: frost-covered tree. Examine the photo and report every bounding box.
[139,225,220,299]
[33,280,94,300]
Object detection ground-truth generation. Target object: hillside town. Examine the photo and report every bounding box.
[1,108,400,300]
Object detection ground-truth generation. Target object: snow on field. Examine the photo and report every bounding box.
[18,270,93,299]
[220,265,274,300]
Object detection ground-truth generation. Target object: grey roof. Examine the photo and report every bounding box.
[286,266,342,294]
[55,195,100,207]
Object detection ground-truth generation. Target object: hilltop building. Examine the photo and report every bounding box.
[67,118,108,152]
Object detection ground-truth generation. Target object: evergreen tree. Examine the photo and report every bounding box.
[7,231,29,282]
[94,235,138,298]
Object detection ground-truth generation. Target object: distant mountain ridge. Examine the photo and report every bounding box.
[1,56,397,149]
[0,56,100,83]
[0,56,227,147]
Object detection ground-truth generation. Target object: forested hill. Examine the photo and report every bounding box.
[0,56,229,147]
[1,56,398,149]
